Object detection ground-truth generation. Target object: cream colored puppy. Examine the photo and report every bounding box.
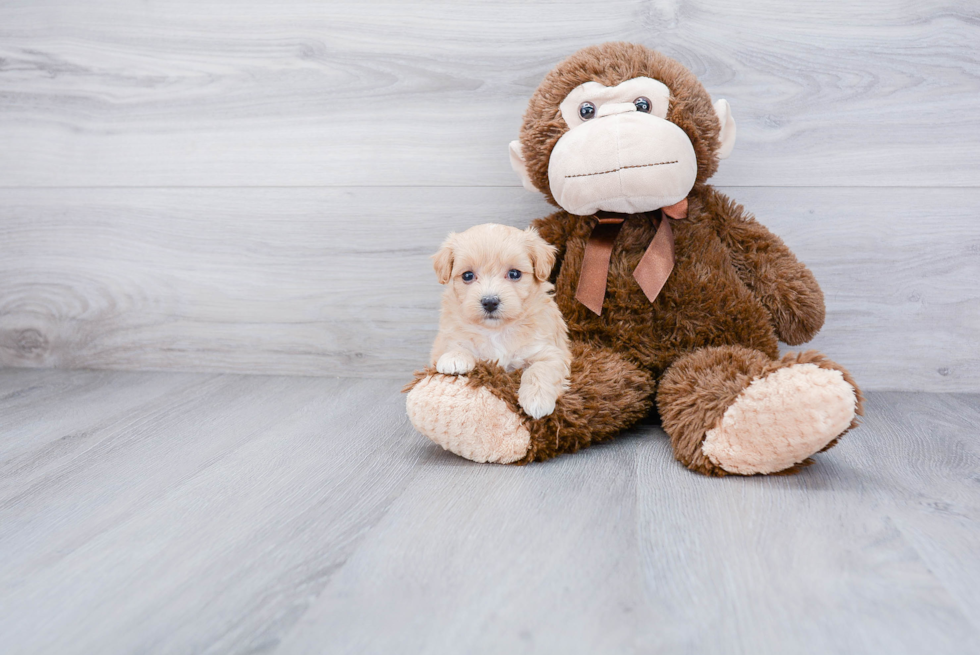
[431,223,571,419]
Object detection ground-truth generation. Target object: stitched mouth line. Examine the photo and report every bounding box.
[565,160,678,179]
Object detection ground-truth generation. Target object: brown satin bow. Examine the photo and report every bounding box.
[575,198,688,316]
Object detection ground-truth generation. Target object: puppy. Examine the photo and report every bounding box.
[430,223,571,419]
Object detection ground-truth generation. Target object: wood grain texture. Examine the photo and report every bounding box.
[1,186,977,390]
[634,396,980,654]
[845,392,980,635]
[0,371,428,654]
[2,369,978,654]
[0,0,978,187]
[279,434,643,655]
[0,1,977,388]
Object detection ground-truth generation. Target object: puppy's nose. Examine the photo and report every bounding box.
[481,296,500,313]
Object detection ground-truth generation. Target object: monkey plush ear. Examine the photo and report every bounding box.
[509,140,539,193]
[431,235,456,284]
[713,99,737,160]
[525,227,558,281]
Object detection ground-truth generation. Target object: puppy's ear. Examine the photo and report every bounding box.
[431,234,456,284]
[525,227,557,282]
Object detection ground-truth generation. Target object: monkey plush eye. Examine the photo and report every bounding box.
[633,96,652,113]
[461,271,475,283]
[578,102,596,120]
[508,269,522,281]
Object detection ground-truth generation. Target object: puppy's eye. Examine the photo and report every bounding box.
[461,271,475,283]
[578,102,596,120]
[634,97,652,113]
[507,269,522,281]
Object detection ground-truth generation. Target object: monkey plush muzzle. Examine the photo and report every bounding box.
[547,110,698,216]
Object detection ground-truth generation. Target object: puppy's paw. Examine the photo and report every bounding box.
[436,351,475,375]
[518,381,558,419]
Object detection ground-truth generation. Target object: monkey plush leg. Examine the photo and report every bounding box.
[405,342,655,464]
[657,345,864,476]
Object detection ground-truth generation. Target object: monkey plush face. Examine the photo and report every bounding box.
[509,43,736,215]
[548,76,697,214]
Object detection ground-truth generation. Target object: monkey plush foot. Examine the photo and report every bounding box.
[701,361,858,475]
[659,346,864,476]
[406,374,530,464]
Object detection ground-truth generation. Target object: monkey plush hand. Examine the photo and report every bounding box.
[406,43,863,475]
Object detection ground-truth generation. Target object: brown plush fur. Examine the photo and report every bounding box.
[657,345,772,476]
[408,42,862,475]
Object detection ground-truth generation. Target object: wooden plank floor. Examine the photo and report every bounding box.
[1,369,978,654]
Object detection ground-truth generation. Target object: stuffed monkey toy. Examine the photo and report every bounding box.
[406,42,863,475]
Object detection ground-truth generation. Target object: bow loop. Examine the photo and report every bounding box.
[574,198,687,316]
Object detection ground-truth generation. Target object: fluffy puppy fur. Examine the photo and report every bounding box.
[430,224,572,419]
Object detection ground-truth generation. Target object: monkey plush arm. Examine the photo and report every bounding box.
[531,211,570,284]
[706,188,825,345]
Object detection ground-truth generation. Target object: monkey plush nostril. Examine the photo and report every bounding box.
[481,296,501,313]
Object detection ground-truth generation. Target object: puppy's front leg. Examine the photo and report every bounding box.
[436,349,476,375]
[518,358,567,419]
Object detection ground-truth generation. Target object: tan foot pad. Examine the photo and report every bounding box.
[702,363,857,475]
[405,375,531,464]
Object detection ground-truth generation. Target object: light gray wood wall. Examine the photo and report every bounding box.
[1,0,978,390]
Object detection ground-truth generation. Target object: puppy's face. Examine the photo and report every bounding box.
[433,224,556,327]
